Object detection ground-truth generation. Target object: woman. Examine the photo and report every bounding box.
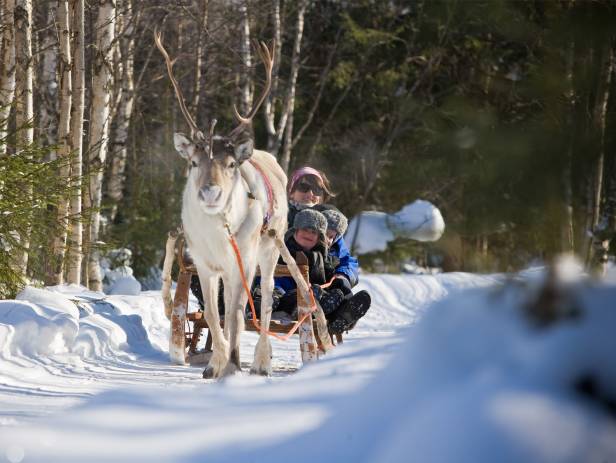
[286,166,358,289]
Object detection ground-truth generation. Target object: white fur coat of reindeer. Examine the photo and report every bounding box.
[155,32,288,378]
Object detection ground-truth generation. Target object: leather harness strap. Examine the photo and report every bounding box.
[248,159,275,233]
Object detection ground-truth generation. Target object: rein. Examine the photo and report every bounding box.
[224,223,318,341]
[248,159,275,233]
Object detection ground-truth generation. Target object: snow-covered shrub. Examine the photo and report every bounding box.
[101,248,141,296]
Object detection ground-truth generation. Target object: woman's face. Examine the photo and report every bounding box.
[289,176,323,206]
[294,228,319,251]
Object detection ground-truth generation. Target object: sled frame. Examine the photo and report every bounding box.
[171,237,343,365]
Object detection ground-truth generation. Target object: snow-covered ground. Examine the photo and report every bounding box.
[1,264,615,463]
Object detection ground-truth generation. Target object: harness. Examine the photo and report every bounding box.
[247,159,275,233]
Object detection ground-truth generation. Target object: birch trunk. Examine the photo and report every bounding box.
[584,44,614,265]
[85,0,115,291]
[37,3,57,152]
[0,0,15,157]
[66,0,85,285]
[191,0,209,120]
[270,0,308,172]
[107,0,134,222]
[237,0,253,116]
[13,0,33,274]
[561,39,575,253]
[264,0,281,151]
[49,0,72,285]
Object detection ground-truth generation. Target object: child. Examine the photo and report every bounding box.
[320,208,371,335]
[270,208,370,335]
[269,209,330,315]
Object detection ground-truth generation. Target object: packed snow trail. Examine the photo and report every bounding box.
[0,272,494,431]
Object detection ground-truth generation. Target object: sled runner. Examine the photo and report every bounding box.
[162,230,343,366]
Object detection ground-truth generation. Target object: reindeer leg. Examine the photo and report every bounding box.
[220,280,244,377]
[199,272,229,379]
[251,243,277,376]
[221,259,254,377]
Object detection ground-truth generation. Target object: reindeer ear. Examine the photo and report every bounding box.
[173,133,193,159]
[234,139,254,163]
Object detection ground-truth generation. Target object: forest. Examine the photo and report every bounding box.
[1,0,616,298]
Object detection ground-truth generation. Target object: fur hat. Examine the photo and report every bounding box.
[322,208,348,237]
[292,209,327,239]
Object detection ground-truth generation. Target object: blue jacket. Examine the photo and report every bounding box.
[329,235,359,287]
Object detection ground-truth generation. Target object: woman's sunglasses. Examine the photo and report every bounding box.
[296,182,324,196]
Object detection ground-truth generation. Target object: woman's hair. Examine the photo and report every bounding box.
[288,166,336,202]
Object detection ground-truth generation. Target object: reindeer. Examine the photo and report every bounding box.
[155,32,288,378]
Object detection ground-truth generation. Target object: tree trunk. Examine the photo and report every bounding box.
[275,0,309,173]
[0,0,15,157]
[264,0,281,151]
[237,0,253,117]
[107,0,134,223]
[37,3,57,152]
[191,0,208,120]
[66,0,84,285]
[13,0,33,275]
[85,0,115,291]
[561,38,575,253]
[48,0,72,285]
[585,43,614,265]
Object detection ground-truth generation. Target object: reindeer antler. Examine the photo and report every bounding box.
[154,29,205,141]
[230,40,275,138]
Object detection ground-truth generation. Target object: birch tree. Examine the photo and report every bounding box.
[85,0,115,291]
[191,0,209,119]
[66,0,84,285]
[237,0,253,117]
[49,0,72,285]
[37,3,57,151]
[0,0,15,157]
[13,0,33,274]
[107,0,135,222]
[582,42,614,265]
[264,0,309,173]
[561,36,576,253]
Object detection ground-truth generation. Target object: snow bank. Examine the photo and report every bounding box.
[0,287,80,357]
[264,265,616,463]
[0,286,163,363]
[347,199,445,254]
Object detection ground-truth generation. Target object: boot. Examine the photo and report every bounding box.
[319,288,345,315]
[328,290,371,335]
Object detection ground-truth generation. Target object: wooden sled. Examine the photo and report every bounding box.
[162,230,341,366]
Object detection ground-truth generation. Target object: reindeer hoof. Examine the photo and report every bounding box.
[202,366,215,379]
[250,365,271,376]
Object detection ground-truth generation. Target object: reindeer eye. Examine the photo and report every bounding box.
[228,161,236,169]
[191,160,198,168]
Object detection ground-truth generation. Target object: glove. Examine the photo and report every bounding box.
[329,276,352,295]
[311,284,324,300]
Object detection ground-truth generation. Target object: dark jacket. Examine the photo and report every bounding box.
[287,201,359,287]
[275,230,328,292]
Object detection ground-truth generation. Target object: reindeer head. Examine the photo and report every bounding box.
[173,131,254,213]
[154,31,273,214]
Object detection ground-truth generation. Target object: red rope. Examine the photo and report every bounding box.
[227,234,317,341]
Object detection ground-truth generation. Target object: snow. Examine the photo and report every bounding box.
[347,199,445,254]
[0,264,615,463]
